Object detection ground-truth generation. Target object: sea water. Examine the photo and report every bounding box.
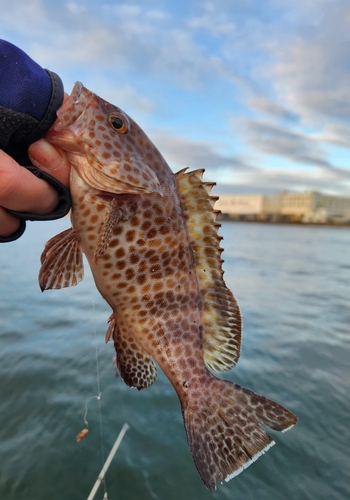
[0,220,349,500]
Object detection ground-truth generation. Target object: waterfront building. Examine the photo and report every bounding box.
[215,195,264,216]
[215,193,282,221]
[281,192,350,223]
[216,191,350,224]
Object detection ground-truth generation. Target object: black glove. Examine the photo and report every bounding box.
[0,40,71,242]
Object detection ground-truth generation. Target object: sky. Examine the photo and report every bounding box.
[1,0,350,196]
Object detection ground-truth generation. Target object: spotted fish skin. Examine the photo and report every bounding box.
[39,82,296,490]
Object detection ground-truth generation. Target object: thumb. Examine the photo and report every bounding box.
[28,139,70,188]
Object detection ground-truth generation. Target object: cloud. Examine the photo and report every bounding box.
[239,119,333,168]
[187,0,350,185]
[149,132,255,173]
[248,97,299,122]
[315,124,350,150]
[188,0,236,36]
[1,0,349,197]
[265,0,350,124]
[216,164,350,196]
[0,0,240,91]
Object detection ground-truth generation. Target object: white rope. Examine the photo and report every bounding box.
[86,423,130,500]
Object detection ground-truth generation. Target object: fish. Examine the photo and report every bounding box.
[39,82,297,490]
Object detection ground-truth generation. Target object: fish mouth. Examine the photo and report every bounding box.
[70,81,85,104]
[45,82,93,150]
[62,82,91,126]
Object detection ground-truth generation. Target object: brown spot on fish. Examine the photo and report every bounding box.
[109,239,120,248]
[125,268,135,280]
[129,253,140,264]
[115,248,125,258]
[125,230,135,242]
[137,274,146,285]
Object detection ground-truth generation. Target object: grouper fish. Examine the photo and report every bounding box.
[39,82,297,490]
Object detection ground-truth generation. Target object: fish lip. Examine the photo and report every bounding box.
[54,82,92,129]
[45,82,91,149]
[70,81,84,104]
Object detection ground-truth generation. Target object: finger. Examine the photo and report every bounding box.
[0,206,21,237]
[28,139,70,188]
[0,149,59,214]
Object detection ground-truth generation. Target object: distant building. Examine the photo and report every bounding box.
[281,192,350,223]
[215,193,283,221]
[216,191,350,224]
[215,195,264,216]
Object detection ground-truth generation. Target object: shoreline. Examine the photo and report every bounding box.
[217,216,350,228]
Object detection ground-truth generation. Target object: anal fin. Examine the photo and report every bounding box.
[107,314,158,390]
[39,227,84,290]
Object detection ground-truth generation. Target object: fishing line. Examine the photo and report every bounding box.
[80,290,130,500]
[77,294,108,498]
[92,295,108,499]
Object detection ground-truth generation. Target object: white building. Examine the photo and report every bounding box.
[215,195,264,216]
[215,191,350,224]
[215,193,283,220]
[281,192,350,223]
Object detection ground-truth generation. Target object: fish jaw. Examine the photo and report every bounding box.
[44,82,89,153]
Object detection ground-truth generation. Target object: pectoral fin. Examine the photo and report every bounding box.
[94,198,122,262]
[94,194,141,261]
[39,227,84,290]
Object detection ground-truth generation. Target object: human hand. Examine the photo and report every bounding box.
[0,141,70,238]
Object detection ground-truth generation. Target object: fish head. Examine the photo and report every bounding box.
[46,82,163,196]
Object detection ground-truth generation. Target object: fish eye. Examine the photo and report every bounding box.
[109,114,128,134]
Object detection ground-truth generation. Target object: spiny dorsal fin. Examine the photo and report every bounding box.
[175,168,242,372]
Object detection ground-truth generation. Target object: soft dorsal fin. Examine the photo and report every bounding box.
[175,168,242,373]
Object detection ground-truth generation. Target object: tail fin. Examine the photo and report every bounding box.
[182,378,296,491]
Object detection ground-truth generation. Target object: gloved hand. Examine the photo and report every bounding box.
[0,40,71,242]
